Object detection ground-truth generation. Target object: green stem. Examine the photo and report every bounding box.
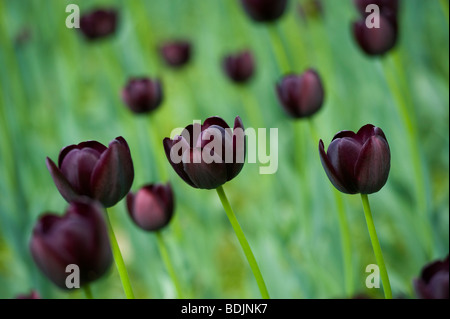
[267,23,291,74]
[156,231,184,299]
[439,0,449,24]
[104,211,135,299]
[333,189,353,297]
[216,186,270,299]
[360,194,392,299]
[148,115,168,182]
[83,284,93,299]
[237,86,265,129]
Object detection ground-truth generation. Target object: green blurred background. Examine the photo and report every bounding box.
[0,0,448,299]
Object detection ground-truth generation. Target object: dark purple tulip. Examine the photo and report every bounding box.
[163,116,246,189]
[160,40,191,68]
[319,124,390,194]
[240,0,288,23]
[414,255,449,299]
[127,183,174,231]
[15,290,40,299]
[30,200,112,289]
[222,50,255,84]
[276,69,324,118]
[79,9,117,40]
[122,77,163,114]
[352,15,398,56]
[46,136,134,208]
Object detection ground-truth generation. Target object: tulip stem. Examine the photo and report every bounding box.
[148,116,169,182]
[104,211,135,299]
[360,194,392,299]
[156,231,184,299]
[267,23,291,74]
[439,0,449,24]
[216,186,270,299]
[83,284,93,299]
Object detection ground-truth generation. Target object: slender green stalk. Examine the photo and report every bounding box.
[156,231,184,299]
[83,284,93,299]
[360,194,392,299]
[104,211,135,299]
[216,186,270,299]
[267,24,291,74]
[237,86,265,129]
[148,116,168,182]
[439,0,449,24]
[333,189,353,297]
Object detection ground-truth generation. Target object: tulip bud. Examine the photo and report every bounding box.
[319,124,390,194]
[240,0,289,23]
[163,116,246,189]
[30,200,112,289]
[160,40,191,68]
[414,255,449,299]
[46,136,134,207]
[79,9,118,40]
[127,183,174,231]
[276,69,324,118]
[122,77,163,114]
[222,50,255,84]
[15,290,40,299]
[352,15,398,56]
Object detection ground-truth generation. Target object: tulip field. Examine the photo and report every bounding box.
[0,0,448,300]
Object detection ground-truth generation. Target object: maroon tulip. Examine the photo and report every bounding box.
[276,69,324,118]
[160,40,191,68]
[127,183,174,231]
[30,200,112,289]
[79,9,118,40]
[122,77,163,114]
[319,124,390,194]
[240,0,288,23]
[352,15,398,56]
[15,290,40,299]
[46,136,134,208]
[414,255,449,299]
[222,50,255,84]
[163,116,246,189]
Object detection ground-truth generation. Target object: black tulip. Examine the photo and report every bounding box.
[240,0,289,23]
[160,40,192,68]
[79,9,118,40]
[414,255,449,299]
[222,50,255,84]
[122,77,163,114]
[30,200,112,289]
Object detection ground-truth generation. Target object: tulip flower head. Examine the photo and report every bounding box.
[127,183,174,231]
[222,50,255,84]
[240,0,289,23]
[15,290,40,299]
[79,9,118,40]
[319,124,390,194]
[276,69,325,119]
[46,136,134,207]
[30,200,112,289]
[414,255,449,299]
[159,40,192,68]
[122,77,163,114]
[163,116,246,189]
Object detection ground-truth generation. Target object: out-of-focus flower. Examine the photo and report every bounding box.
[319,124,390,194]
[240,0,288,23]
[222,50,255,84]
[122,77,163,114]
[276,69,324,118]
[160,40,192,68]
[30,200,112,289]
[80,9,118,40]
[414,255,449,299]
[46,137,134,207]
[163,116,246,189]
[127,183,174,231]
[15,290,40,299]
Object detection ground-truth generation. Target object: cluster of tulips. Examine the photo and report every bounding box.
[21,0,448,300]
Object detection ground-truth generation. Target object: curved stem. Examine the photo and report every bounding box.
[83,284,93,299]
[360,194,392,299]
[267,23,291,74]
[105,210,135,299]
[156,231,184,299]
[216,186,270,299]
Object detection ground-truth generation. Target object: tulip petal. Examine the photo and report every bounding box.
[354,135,390,194]
[355,124,376,144]
[90,137,134,207]
[58,141,106,167]
[183,148,228,189]
[319,140,354,194]
[163,137,198,188]
[227,116,246,180]
[46,157,81,203]
[202,116,230,131]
